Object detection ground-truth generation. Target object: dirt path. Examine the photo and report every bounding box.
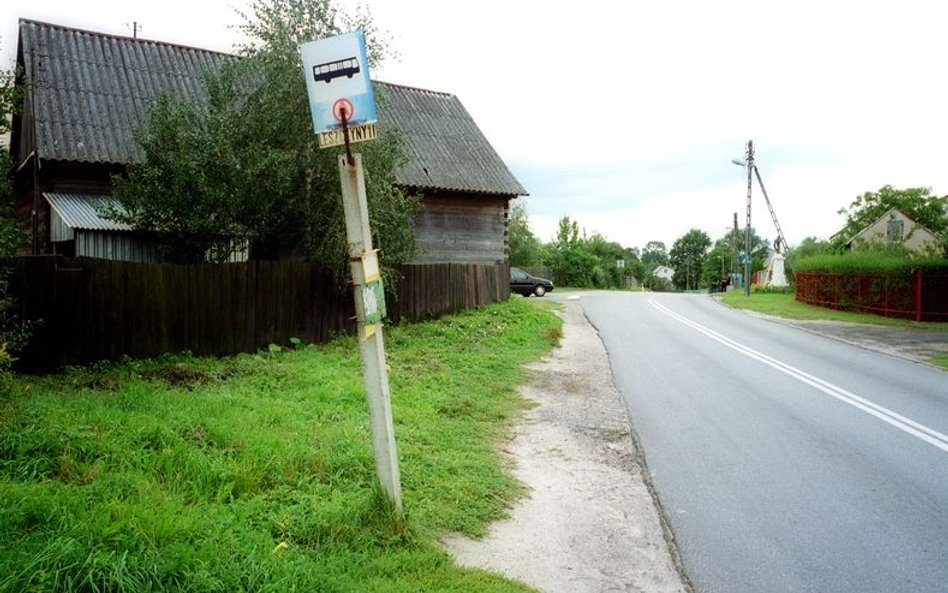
[442,300,690,593]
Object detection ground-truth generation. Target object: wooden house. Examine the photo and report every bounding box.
[9,19,526,264]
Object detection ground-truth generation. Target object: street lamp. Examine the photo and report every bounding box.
[731,141,754,296]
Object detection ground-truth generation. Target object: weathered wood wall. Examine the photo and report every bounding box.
[411,193,509,264]
[9,257,510,368]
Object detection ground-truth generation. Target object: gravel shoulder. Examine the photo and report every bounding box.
[442,300,690,593]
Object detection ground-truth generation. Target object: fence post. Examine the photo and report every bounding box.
[915,268,923,322]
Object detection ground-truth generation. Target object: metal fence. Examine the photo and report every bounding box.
[8,257,510,368]
[795,269,948,322]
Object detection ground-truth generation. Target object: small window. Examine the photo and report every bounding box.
[887,219,904,242]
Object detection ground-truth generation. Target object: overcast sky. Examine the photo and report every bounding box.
[4,0,947,250]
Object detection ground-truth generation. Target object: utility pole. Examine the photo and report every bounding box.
[732,212,739,277]
[125,21,141,39]
[743,140,754,296]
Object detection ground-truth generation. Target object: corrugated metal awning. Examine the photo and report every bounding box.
[44,193,132,231]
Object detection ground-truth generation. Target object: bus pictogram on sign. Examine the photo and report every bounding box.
[313,57,360,84]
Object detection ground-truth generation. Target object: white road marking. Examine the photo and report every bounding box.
[649,298,948,454]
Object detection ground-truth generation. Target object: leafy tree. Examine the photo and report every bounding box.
[791,236,833,260]
[835,185,948,252]
[701,239,733,289]
[542,217,630,289]
[507,200,542,267]
[719,226,771,283]
[669,229,711,290]
[112,0,417,271]
[641,240,669,269]
[585,233,627,287]
[1,58,29,367]
[545,217,595,287]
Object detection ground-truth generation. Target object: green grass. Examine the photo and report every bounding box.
[719,290,948,328]
[720,290,948,367]
[931,353,948,371]
[0,298,562,593]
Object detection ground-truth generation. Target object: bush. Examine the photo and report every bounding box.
[794,253,948,276]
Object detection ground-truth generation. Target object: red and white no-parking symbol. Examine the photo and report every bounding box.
[332,98,354,122]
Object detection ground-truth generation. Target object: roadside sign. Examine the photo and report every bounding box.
[301,31,378,148]
[332,98,355,122]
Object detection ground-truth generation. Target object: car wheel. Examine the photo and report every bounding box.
[533,284,546,297]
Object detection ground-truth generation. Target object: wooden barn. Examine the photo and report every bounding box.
[376,82,526,264]
[9,19,526,265]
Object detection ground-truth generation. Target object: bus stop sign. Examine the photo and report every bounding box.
[301,31,378,147]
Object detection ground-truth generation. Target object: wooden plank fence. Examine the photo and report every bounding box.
[9,257,510,368]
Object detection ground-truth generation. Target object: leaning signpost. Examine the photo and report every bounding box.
[301,31,403,514]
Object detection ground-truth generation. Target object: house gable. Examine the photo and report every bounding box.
[847,206,938,252]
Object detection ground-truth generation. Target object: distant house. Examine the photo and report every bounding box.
[10,19,525,264]
[652,265,674,281]
[833,207,940,254]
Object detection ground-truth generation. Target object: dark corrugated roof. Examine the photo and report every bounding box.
[20,19,235,165]
[19,19,526,196]
[45,192,131,231]
[376,82,526,196]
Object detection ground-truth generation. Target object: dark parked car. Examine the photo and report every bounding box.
[510,267,554,297]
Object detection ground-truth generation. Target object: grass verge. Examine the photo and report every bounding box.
[0,298,562,593]
[719,290,948,329]
[720,290,948,368]
[931,353,948,371]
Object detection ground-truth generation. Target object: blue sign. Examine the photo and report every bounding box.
[301,31,377,136]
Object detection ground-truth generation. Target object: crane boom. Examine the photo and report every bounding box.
[752,165,788,254]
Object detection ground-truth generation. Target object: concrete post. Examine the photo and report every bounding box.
[338,154,403,514]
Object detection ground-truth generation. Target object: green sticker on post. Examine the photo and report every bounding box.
[362,277,387,324]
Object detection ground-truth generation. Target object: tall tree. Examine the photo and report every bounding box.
[507,200,542,267]
[546,216,595,287]
[701,239,733,288]
[641,240,669,269]
[791,236,834,260]
[1,58,29,366]
[585,232,627,288]
[835,185,948,250]
[669,229,711,290]
[112,0,417,270]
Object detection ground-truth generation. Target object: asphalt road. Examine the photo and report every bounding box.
[578,292,948,593]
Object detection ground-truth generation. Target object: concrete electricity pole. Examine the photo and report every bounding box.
[743,140,754,296]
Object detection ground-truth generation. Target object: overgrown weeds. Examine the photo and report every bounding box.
[0,298,560,592]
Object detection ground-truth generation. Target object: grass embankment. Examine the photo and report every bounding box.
[720,290,948,369]
[0,299,562,592]
[720,290,948,328]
